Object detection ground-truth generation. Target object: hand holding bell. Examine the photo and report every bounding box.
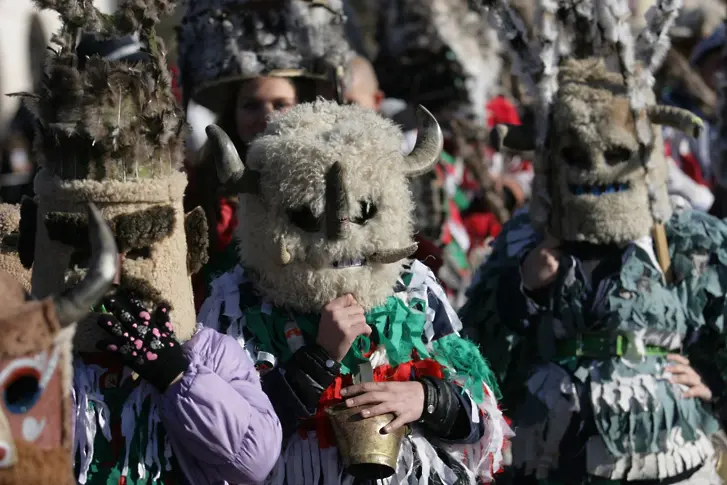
[340,381,425,433]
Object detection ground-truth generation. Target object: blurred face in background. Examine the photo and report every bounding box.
[344,57,384,112]
[235,76,298,144]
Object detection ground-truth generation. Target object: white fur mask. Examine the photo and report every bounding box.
[212,100,443,312]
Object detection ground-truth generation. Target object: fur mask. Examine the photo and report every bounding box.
[17,0,208,352]
[493,59,703,245]
[481,0,704,245]
[208,100,443,312]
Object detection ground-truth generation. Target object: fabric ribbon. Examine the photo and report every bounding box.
[241,287,498,402]
[307,359,447,448]
[243,294,428,375]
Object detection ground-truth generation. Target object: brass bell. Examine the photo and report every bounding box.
[326,403,406,480]
[326,362,405,480]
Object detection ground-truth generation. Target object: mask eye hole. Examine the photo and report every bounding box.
[125,247,151,260]
[3,367,41,414]
[352,200,378,225]
[287,206,322,233]
[68,248,91,269]
[604,146,633,165]
[561,145,590,169]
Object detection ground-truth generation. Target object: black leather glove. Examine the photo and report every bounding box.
[417,376,468,439]
[96,292,189,392]
[281,344,342,410]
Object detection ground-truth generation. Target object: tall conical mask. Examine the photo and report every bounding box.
[17,0,209,352]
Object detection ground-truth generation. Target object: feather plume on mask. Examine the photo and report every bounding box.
[14,0,187,182]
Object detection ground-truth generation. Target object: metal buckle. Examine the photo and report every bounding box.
[622,329,647,363]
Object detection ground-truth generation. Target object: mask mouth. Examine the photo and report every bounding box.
[331,257,367,269]
[569,181,631,196]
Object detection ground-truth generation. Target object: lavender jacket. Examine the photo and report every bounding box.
[72,327,282,485]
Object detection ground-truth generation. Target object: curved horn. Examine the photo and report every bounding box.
[489,123,536,152]
[325,161,348,240]
[368,243,419,264]
[54,204,119,326]
[647,105,704,139]
[205,124,261,194]
[404,105,444,176]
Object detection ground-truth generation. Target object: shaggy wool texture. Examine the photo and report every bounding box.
[0,204,31,291]
[535,58,671,244]
[0,441,76,485]
[236,100,434,312]
[32,170,196,352]
[21,1,187,183]
[184,206,209,275]
[177,0,354,110]
[44,205,177,252]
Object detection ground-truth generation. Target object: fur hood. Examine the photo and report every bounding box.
[176,0,355,111]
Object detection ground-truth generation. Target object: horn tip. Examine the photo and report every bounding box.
[85,202,119,283]
[490,124,508,151]
[205,124,222,138]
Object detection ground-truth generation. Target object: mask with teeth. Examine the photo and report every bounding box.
[547,59,668,244]
[484,1,705,246]
[209,100,443,312]
[491,57,703,245]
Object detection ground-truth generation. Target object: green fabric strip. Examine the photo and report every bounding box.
[240,283,497,403]
[554,334,670,359]
[452,188,471,211]
[444,242,470,272]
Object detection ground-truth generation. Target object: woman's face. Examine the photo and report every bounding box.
[235,77,297,144]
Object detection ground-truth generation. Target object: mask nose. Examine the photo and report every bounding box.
[324,161,349,240]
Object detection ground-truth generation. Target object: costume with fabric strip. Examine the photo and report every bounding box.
[461,1,727,484]
[197,98,512,484]
[16,1,282,484]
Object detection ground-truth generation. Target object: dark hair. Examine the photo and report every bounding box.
[217,76,333,154]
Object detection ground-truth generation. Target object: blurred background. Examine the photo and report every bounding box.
[0,0,725,205]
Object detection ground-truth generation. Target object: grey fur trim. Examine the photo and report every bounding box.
[176,0,354,110]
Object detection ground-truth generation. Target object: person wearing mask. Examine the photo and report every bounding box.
[15,1,283,481]
[177,0,355,307]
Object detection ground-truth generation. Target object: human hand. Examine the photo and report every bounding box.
[96,292,188,392]
[317,294,371,362]
[521,235,561,291]
[340,381,425,433]
[666,354,713,401]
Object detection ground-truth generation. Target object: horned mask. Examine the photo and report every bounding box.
[480,0,704,245]
[0,204,118,485]
[17,0,208,352]
[209,100,443,312]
